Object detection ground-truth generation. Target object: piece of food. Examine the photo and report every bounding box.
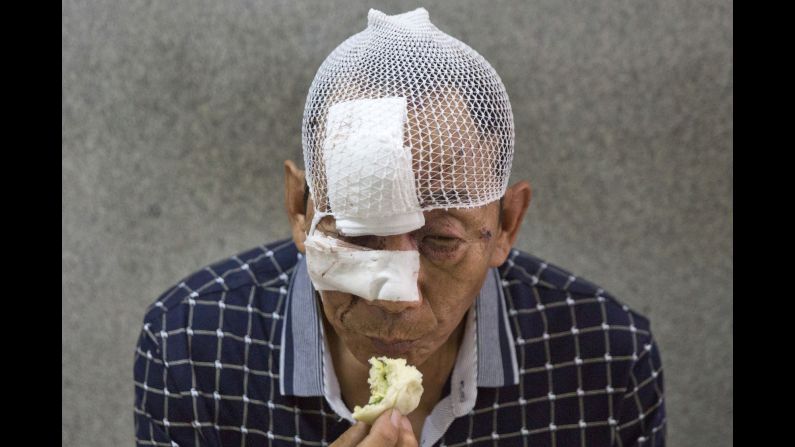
[352,356,424,424]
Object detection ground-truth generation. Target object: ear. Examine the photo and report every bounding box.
[489,181,532,267]
[284,160,310,253]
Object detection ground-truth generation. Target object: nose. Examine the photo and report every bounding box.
[373,300,420,314]
[362,232,421,312]
[366,292,423,314]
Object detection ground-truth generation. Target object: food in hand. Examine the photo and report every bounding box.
[351,356,424,424]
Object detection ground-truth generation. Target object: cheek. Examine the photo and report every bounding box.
[318,291,355,322]
[419,240,494,315]
[420,241,494,286]
[421,285,473,328]
[419,262,489,325]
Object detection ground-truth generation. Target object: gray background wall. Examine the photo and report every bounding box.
[62,0,732,445]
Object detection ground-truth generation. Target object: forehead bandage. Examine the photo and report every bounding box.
[301,7,514,302]
[323,97,423,237]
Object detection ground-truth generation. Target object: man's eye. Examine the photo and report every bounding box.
[425,236,458,244]
[347,235,380,247]
[421,236,462,254]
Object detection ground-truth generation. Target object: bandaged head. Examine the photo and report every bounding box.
[301,7,514,302]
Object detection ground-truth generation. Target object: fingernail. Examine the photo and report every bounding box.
[390,409,402,428]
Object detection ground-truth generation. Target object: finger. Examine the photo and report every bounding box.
[397,416,419,447]
[359,409,401,447]
[329,421,368,447]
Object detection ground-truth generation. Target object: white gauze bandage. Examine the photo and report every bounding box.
[304,97,422,302]
[303,232,420,302]
[322,97,424,236]
[301,7,516,302]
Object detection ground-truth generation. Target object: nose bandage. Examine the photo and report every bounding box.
[304,231,420,302]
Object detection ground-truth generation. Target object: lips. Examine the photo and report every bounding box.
[368,337,418,356]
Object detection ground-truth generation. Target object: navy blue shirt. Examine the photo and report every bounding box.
[134,238,665,446]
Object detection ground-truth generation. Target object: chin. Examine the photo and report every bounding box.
[350,338,428,367]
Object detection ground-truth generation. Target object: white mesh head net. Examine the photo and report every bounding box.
[302,7,514,236]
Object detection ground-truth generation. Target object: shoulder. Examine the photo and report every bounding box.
[139,238,301,338]
[499,249,656,359]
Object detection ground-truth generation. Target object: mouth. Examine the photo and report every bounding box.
[368,337,419,356]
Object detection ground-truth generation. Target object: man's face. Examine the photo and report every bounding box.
[308,202,501,368]
[288,86,528,369]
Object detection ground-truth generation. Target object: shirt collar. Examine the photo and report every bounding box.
[279,257,519,397]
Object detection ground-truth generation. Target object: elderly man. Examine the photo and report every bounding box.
[134,8,665,447]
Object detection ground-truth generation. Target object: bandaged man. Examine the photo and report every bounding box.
[135,8,666,447]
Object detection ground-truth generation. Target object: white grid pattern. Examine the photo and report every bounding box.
[436,250,665,446]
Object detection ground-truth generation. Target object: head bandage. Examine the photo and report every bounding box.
[301,7,514,301]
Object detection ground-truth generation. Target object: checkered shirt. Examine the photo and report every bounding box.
[134,238,666,446]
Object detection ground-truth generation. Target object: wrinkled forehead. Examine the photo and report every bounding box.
[308,85,502,214]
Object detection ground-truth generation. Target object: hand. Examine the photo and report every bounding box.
[331,409,418,447]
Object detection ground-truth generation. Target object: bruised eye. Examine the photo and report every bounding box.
[345,235,381,248]
[421,235,462,254]
[425,235,458,244]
